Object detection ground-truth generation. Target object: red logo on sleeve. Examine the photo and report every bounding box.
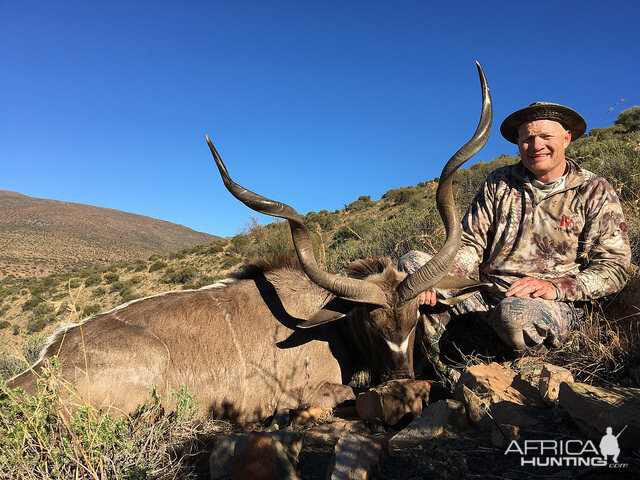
[559,215,572,227]
[620,222,627,232]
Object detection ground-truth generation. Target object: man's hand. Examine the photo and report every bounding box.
[418,290,438,306]
[505,277,557,300]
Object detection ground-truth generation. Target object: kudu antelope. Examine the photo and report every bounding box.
[9,63,492,422]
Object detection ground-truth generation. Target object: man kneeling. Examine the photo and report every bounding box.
[402,102,631,372]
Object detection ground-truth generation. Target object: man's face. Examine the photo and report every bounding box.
[517,119,571,182]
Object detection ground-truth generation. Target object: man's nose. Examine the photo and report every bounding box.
[531,136,545,150]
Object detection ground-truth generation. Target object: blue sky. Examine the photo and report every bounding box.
[2,1,639,237]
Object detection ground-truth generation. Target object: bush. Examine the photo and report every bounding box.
[84,273,102,286]
[305,210,338,231]
[195,275,223,288]
[206,241,225,254]
[346,195,372,212]
[22,296,43,312]
[104,272,119,284]
[382,186,418,205]
[169,251,186,260]
[614,105,640,132]
[0,320,10,330]
[0,353,23,379]
[92,286,107,298]
[220,255,240,270]
[149,260,168,272]
[82,304,101,318]
[164,266,198,284]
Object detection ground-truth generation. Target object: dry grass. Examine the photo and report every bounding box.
[0,292,233,479]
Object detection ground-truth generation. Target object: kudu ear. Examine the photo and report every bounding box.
[430,275,493,306]
[298,297,355,329]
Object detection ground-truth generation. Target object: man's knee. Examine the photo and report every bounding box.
[490,297,569,352]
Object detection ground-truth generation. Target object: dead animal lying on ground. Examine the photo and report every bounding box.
[9,63,492,422]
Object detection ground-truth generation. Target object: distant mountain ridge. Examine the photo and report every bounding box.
[0,190,221,279]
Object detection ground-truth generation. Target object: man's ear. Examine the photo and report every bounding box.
[564,129,572,147]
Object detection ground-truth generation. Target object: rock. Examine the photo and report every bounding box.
[490,423,520,448]
[454,363,543,429]
[355,379,430,426]
[538,364,573,405]
[290,406,333,427]
[210,433,248,479]
[454,362,544,407]
[303,419,370,447]
[558,381,640,454]
[328,434,389,480]
[390,399,468,447]
[456,384,489,424]
[209,431,303,480]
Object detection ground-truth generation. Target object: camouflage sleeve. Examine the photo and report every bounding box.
[549,179,631,302]
[450,178,495,278]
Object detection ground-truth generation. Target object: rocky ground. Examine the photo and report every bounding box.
[199,359,640,480]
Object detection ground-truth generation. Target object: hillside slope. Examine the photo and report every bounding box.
[0,191,221,279]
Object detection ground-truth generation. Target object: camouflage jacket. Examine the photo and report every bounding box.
[451,159,631,302]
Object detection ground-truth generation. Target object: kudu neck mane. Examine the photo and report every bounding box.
[230,254,401,287]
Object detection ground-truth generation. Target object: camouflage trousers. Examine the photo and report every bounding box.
[398,251,582,353]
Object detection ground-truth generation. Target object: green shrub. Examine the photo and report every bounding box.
[164,266,198,284]
[346,195,372,212]
[121,291,141,303]
[26,304,56,333]
[206,242,225,254]
[195,275,223,288]
[220,255,240,270]
[84,273,103,286]
[82,304,101,318]
[92,286,107,298]
[0,353,23,379]
[382,186,418,205]
[168,251,186,260]
[304,210,338,231]
[104,272,119,284]
[149,260,168,272]
[614,105,640,132]
[22,296,43,312]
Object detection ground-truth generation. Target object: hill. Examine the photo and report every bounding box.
[0,191,221,280]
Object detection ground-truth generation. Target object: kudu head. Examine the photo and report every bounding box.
[207,62,492,382]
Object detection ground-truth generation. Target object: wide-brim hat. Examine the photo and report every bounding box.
[500,102,587,144]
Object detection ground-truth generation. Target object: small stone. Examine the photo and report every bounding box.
[490,424,520,448]
[538,364,573,405]
[231,432,300,480]
[303,419,369,447]
[355,379,430,426]
[209,431,302,480]
[329,434,389,480]
[390,399,468,447]
[210,434,248,480]
[290,406,333,427]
